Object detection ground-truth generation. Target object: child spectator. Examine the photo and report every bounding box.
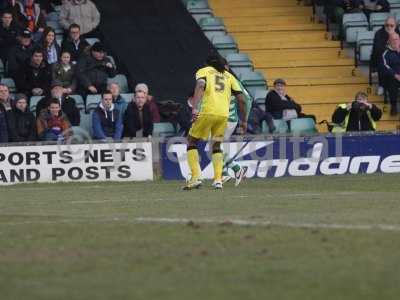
[51,51,77,94]
[6,93,36,142]
[36,98,71,141]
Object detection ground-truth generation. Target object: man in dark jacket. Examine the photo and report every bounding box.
[124,91,153,138]
[0,9,20,65]
[6,93,36,142]
[61,23,90,64]
[265,78,316,121]
[7,28,34,78]
[332,91,382,131]
[15,47,51,97]
[359,0,390,19]
[382,33,400,115]
[77,42,116,95]
[92,91,123,140]
[371,16,399,96]
[36,80,80,125]
[0,101,8,143]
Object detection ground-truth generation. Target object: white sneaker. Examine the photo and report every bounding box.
[212,180,223,190]
[377,86,384,96]
[222,175,232,184]
[234,166,248,187]
[182,178,202,190]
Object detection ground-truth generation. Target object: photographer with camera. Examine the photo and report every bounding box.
[331,91,382,132]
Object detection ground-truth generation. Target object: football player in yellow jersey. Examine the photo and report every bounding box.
[183,53,247,190]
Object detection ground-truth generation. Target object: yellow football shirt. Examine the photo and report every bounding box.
[195,66,242,118]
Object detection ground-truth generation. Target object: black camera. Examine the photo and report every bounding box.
[352,101,367,111]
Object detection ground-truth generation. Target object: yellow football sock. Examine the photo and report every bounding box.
[212,152,223,181]
[187,149,201,180]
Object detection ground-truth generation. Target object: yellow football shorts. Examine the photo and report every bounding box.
[189,114,228,142]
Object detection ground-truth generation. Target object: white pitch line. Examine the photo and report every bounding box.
[135,217,400,232]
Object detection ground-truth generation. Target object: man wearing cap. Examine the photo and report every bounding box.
[0,9,21,66]
[77,42,116,95]
[6,93,36,142]
[15,47,51,97]
[265,78,315,123]
[36,80,80,125]
[7,28,35,77]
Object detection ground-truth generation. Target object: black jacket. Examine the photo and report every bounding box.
[15,60,52,97]
[6,107,36,142]
[176,101,192,136]
[0,21,20,57]
[124,102,153,138]
[61,37,90,63]
[332,102,382,131]
[7,41,35,77]
[36,95,80,126]
[265,90,302,119]
[371,27,400,70]
[0,103,8,143]
[77,54,116,91]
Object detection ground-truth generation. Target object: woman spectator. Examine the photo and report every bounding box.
[40,26,60,65]
[51,50,77,94]
[36,98,71,141]
[6,93,36,142]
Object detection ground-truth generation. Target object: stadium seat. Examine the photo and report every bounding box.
[262,119,289,134]
[153,122,176,137]
[108,74,129,93]
[342,13,369,43]
[226,53,254,75]
[1,78,16,93]
[369,12,390,31]
[29,96,45,113]
[239,70,267,98]
[107,55,116,67]
[212,34,238,57]
[0,59,4,76]
[199,17,226,32]
[86,38,100,46]
[46,21,63,35]
[254,89,268,105]
[389,0,400,9]
[46,12,59,22]
[86,94,101,112]
[355,31,374,64]
[70,94,85,111]
[79,112,92,135]
[187,0,213,23]
[70,125,91,143]
[121,93,134,102]
[204,30,226,41]
[289,118,317,135]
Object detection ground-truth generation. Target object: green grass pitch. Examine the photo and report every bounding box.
[1,174,400,300]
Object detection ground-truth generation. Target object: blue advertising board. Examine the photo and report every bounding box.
[160,133,400,180]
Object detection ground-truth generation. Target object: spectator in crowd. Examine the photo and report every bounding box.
[9,0,46,41]
[382,33,400,115]
[15,47,51,97]
[265,78,316,122]
[0,101,8,143]
[0,83,13,111]
[61,23,89,64]
[7,28,34,77]
[51,50,77,94]
[36,98,71,141]
[124,91,154,138]
[176,92,194,136]
[36,80,80,125]
[0,9,20,66]
[247,101,276,134]
[359,0,390,19]
[371,15,399,96]
[40,26,60,64]
[6,93,36,141]
[135,83,160,123]
[77,42,116,95]
[332,91,382,131]
[92,91,123,141]
[108,82,128,121]
[333,0,363,38]
[59,0,100,38]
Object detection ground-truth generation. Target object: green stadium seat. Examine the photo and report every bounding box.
[356,31,374,63]
[389,0,400,9]
[121,93,134,102]
[153,122,176,137]
[1,78,16,93]
[187,0,212,23]
[204,30,225,41]
[70,125,91,143]
[254,89,268,105]
[289,118,317,135]
[369,12,390,31]
[239,71,267,98]
[212,34,238,57]
[342,13,369,43]
[70,94,85,111]
[226,53,254,75]
[262,119,289,134]
[199,17,226,32]
[86,94,101,112]
[46,21,63,35]
[29,96,45,113]
[108,74,129,93]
